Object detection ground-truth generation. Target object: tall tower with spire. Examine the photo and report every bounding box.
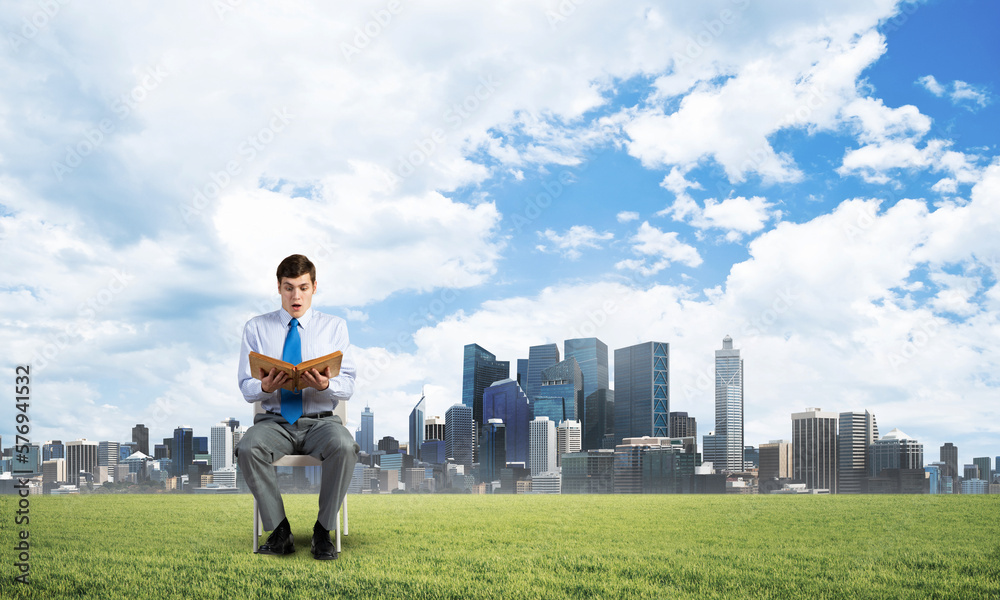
[356,403,375,455]
[714,335,744,472]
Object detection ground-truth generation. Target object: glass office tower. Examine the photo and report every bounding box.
[613,341,669,443]
[409,394,426,460]
[462,344,510,427]
[482,379,531,468]
[564,337,608,403]
[525,343,560,401]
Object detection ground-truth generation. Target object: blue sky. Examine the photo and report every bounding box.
[1,0,998,470]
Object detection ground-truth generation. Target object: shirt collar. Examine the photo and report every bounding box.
[280,307,314,329]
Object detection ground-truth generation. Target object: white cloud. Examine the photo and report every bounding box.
[691,196,778,241]
[917,75,946,96]
[616,221,702,275]
[919,75,991,109]
[616,211,639,223]
[950,80,991,109]
[538,225,613,259]
[838,139,982,185]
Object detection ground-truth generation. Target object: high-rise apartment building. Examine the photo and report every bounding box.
[838,410,879,494]
[535,358,583,423]
[714,336,743,472]
[792,408,838,492]
[462,344,511,427]
[556,420,582,467]
[614,341,669,443]
[210,422,234,471]
[563,337,609,403]
[131,424,149,456]
[409,394,426,460]
[529,416,557,476]
[526,343,560,401]
[445,403,474,468]
[482,379,531,468]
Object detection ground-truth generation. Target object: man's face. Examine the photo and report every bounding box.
[278,274,316,319]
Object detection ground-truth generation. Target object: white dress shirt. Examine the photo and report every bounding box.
[238,307,356,414]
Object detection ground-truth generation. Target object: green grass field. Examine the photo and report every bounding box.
[1,493,998,599]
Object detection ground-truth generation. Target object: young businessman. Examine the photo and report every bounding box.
[236,254,358,559]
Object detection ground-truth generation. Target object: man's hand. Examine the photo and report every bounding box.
[259,367,290,394]
[299,366,332,391]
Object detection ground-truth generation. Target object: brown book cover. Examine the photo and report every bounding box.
[249,350,343,392]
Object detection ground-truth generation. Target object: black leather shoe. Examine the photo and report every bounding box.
[257,527,294,555]
[311,522,337,560]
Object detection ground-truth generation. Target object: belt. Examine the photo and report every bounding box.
[266,410,334,419]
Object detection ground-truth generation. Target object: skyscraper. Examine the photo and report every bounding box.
[210,422,234,471]
[972,457,991,484]
[66,439,98,484]
[535,358,583,423]
[758,440,792,480]
[409,394,426,460]
[669,412,696,439]
[462,344,511,426]
[792,408,838,492]
[525,343,560,401]
[131,424,149,456]
[869,428,924,477]
[43,440,64,461]
[838,410,879,494]
[582,388,614,451]
[702,431,725,471]
[529,416,557,476]
[939,442,958,492]
[479,419,506,484]
[172,426,194,477]
[482,379,531,468]
[358,403,375,455]
[445,403,474,468]
[98,441,120,472]
[714,335,743,472]
[614,341,669,443]
[425,415,445,441]
[556,420,582,467]
[516,358,529,388]
[564,337,609,403]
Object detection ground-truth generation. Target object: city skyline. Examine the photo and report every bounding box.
[1,1,999,463]
[6,334,995,480]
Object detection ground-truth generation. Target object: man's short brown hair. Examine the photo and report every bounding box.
[276,254,316,283]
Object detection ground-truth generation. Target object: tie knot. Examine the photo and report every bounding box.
[289,318,299,328]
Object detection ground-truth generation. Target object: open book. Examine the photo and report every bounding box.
[249,350,343,392]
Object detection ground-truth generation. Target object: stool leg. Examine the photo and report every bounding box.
[336,504,342,553]
[343,495,349,536]
[253,497,260,552]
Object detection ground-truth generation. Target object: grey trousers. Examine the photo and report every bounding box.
[237,412,359,532]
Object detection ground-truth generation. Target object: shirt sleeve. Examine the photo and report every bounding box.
[238,319,276,404]
[312,318,356,404]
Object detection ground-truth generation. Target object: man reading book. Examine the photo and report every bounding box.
[236,254,358,560]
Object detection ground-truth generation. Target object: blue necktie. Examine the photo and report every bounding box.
[281,318,303,424]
